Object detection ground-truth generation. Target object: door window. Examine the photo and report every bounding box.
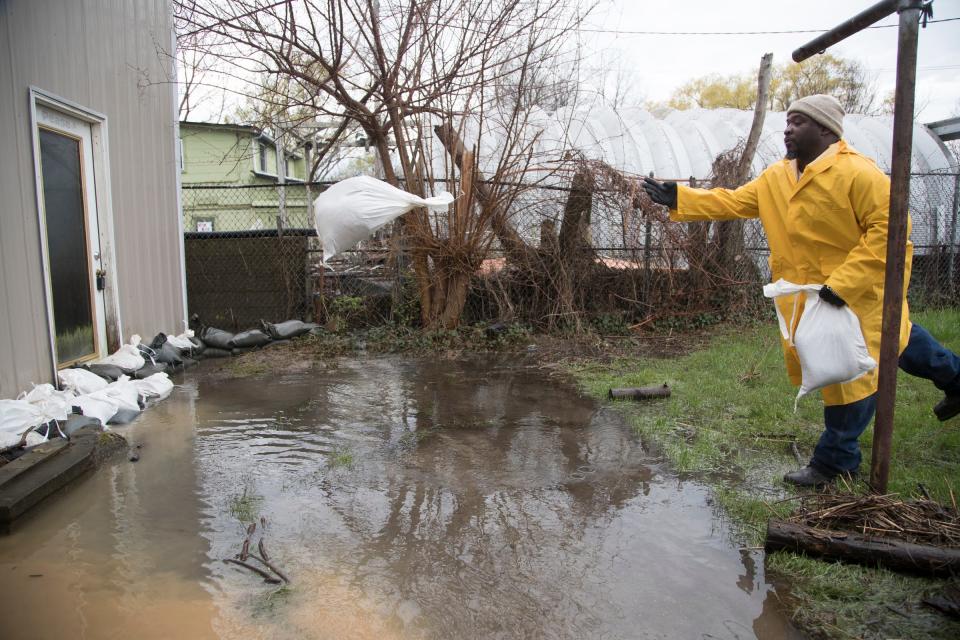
[38,127,97,365]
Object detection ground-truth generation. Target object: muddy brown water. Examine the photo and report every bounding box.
[0,356,805,639]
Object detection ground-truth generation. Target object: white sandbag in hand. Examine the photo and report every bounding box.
[313,175,454,261]
[763,279,876,408]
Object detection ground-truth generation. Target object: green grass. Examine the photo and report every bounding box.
[328,447,355,468]
[567,308,960,640]
[252,584,294,617]
[228,485,263,523]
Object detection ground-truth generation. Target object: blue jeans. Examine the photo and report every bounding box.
[811,323,960,474]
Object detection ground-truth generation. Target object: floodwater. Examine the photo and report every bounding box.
[0,356,805,640]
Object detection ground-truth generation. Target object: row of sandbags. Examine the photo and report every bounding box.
[0,373,173,451]
[0,329,196,451]
[1,320,318,452]
[73,332,201,382]
[80,321,318,372]
[191,319,320,359]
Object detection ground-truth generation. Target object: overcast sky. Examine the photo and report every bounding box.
[582,0,960,122]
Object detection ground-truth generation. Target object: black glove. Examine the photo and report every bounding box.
[641,177,678,209]
[819,285,846,307]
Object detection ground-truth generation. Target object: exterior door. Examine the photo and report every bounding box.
[36,105,108,367]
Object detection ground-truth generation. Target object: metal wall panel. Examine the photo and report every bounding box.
[0,0,183,398]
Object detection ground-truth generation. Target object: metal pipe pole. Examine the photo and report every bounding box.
[792,0,899,62]
[643,171,654,298]
[950,172,959,294]
[870,0,924,493]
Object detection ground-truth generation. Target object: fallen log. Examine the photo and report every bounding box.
[609,384,671,400]
[765,519,960,577]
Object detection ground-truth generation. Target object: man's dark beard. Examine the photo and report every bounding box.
[785,148,797,159]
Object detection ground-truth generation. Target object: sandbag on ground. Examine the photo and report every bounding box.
[201,327,235,350]
[133,373,174,403]
[132,363,169,379]
[166,332,195,351]
[59,368,109,395]
[229,329,272,348]
[188,336,206,355]
[62,414,103,437]
[262,320,319,340]
[81,363,126,382]
[154,342,185,367]
[95,335,145,372]
[72,393,119,426]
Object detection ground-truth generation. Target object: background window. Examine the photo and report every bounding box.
[258,142,268,173]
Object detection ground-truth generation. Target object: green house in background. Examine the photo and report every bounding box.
[179,121,311,232]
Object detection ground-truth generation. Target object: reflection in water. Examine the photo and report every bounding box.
[0,356,804,639]
[738,549,757,594]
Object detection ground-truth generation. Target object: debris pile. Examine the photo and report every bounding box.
[787,490,960,549]
[766,488,960,577]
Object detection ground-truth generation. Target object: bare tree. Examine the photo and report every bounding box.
[175,0,233,120]
[177,0,592,328]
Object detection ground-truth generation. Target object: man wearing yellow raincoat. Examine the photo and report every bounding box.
[642,94,960,487]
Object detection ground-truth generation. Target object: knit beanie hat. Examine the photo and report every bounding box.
[787,94,845,137]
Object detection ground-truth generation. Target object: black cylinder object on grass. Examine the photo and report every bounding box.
[608,384,671,400]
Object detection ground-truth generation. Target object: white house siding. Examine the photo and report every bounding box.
[0,0,183,397]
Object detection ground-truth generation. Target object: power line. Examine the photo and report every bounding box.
[579,16,958,36]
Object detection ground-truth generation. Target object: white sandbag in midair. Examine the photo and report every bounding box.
[94,334,146,371]
[59,368,109,395]
[313,175,454,261]
[763,279,876,408]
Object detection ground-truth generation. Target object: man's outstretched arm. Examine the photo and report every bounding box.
[643,176,761,222]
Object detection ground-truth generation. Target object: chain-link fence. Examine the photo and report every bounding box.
[182,171,959,332]
[182,184,318,331]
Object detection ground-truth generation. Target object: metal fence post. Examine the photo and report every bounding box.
[643,171,654,299]
[950,172,959,294]
[870,0,923,493]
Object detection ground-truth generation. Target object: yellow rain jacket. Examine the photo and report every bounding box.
[672,140,912,406]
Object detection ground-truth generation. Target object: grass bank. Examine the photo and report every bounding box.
[566,308,960,640]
